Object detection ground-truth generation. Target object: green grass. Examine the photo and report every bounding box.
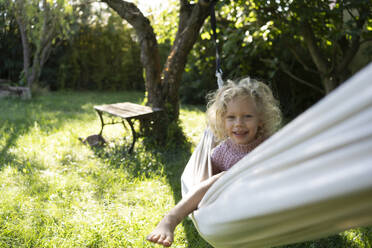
[0,91,371,248]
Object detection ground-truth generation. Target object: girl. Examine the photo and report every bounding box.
[147,77,282,247]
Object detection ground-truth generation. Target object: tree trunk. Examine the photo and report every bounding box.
[28,0,55,90]
[301,9,366,94]
[103,0,210,142]
[321,76,337,94]
[14,2,31,90]
[101,0,163,108]
[14,0,56,98]
[301,22,333,93]
[161,2,210,119]
[15,18,32,99]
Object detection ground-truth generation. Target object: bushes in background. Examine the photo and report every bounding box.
[44,14,144,91]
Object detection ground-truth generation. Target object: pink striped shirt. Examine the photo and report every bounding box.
[211,137,265,172]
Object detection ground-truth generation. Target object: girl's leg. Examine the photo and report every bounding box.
[146,172,225,247]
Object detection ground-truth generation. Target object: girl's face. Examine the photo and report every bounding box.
[224,96,261,145]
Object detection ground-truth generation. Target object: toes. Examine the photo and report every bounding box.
[163,237,173,247]
[147,233,160,242]
[158,234,173,247]
[157,234,166,244]
[147,233,172,246]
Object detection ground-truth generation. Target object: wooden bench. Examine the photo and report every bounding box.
[94,102,162,153]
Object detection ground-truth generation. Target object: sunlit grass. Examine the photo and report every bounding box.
[0,91,208,248]
[0,91,371,248]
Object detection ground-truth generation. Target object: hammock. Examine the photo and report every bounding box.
[181,62,372,248]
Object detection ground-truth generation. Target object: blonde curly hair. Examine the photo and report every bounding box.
[206,77,282,142]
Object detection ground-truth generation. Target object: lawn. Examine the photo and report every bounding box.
[0,91,371,248]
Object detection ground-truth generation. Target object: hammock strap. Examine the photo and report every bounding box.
[209,1,224,89]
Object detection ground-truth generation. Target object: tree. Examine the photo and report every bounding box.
[0,0,23,82]
[176,0,371,118]
[247,0,372,93]
[13,0,70,98]
[102,0,212,139]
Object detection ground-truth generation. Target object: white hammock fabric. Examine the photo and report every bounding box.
[181,63,372,248]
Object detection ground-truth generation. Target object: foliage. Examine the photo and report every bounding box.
[2,0,371,119]
[0,0,23,83]
[180,34,218,105]
[9,0,72,93]
[144,1,215,104]
[149,0,179,45]
[178,0,371,120]
[247,0,371,92]
[0,91,371,247]
[51,11,144,91]
[0,1,144,92]
[179,0,324,118]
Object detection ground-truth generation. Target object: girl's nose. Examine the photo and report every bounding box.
[235,117,244,126]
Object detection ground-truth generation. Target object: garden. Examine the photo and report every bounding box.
[1,0,371,247]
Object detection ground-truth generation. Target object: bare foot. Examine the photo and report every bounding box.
[146,214,180,247]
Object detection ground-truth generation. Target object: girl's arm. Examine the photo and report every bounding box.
[146,172,225,247]
[168,171,226,220]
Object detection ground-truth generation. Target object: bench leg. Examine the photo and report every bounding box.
[126,119,136,153]
[95,110,105,135]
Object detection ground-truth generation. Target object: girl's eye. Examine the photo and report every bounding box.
[226,116,235,120]
[244,115,253,118]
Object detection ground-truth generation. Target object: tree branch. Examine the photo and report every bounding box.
[335,7,368,74]
[345,8,357,22]
[288,46,318,74]
[160,2,209,118]
[280,63,325,94]
[360,39,372,45]
[301,22,329,75]
[102,0,152,41]
[336,36,360,74]
[40,41,53,69]
[14,0,31,82]
[178,0,193,36]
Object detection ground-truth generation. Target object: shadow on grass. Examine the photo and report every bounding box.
[158,147,213,248]
[0,91,145,167]
[0,118,33,170]
[0,128,24,168]
[89,134,212,247]
[98,137,372,248]
[0,92,207,246]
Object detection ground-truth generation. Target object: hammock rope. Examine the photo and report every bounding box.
[209,0,224,89]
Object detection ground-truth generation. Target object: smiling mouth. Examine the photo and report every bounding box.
[233,131,248,136]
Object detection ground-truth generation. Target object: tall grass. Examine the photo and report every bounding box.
[0,91,371,248]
